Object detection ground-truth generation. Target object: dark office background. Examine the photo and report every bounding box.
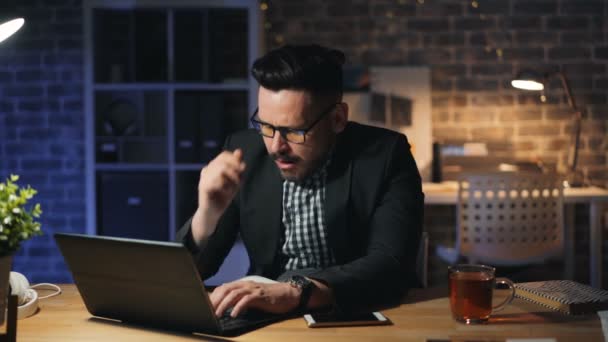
[1,0,607,286]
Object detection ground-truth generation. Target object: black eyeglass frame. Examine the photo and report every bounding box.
[249,102,340,144]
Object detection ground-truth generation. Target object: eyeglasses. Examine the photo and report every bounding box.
[250,103,339,144]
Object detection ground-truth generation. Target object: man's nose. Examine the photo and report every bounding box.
[270,131,289,153]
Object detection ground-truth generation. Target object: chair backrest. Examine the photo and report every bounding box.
[456,172,564,266]
[416,231,429,288]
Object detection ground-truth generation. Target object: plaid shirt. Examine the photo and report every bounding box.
[281,158,336,270]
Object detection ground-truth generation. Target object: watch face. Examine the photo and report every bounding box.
[290,275,311,288]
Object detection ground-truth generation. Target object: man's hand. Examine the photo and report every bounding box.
[210,280,300,317]
[192,149,246,244]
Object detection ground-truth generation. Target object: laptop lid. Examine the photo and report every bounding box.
[54,233,222,334]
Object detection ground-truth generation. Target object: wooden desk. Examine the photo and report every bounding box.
[15,285,605,341]
[423,182,608,288]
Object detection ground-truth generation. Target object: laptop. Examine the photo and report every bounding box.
[54,233,284,337]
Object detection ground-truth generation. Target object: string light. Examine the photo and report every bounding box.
[275,34,284,44]
[473,0,510,60]
[260,1,268,11]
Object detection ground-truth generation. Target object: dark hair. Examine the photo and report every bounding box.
[251,44,345,100]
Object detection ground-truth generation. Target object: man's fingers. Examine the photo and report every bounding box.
[209,282,240,306]
[218,149,246,172]
[204,167,241,195]
[209,284,228,308]
[233,148,243,162]
[203,155,244,188]
[215,286,249,317]
[230,293,257,317]
[220,166,242,186]
[228,149,246,173]
[210,281,244,312]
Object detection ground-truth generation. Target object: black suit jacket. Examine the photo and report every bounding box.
[176,122,424,312]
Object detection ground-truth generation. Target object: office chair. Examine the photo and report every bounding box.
[416,231,429,288]
[436,172,564,267]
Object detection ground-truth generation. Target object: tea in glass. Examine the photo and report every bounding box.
[448,264,514,324]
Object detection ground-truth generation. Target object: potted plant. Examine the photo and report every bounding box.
[0,174,42,322]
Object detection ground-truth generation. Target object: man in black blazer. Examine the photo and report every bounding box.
[176,44,423,318]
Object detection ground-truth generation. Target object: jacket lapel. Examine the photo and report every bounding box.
[251,157,283,268]
[325,137,352,263]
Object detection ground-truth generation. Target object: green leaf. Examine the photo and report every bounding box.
[0,174,43,255]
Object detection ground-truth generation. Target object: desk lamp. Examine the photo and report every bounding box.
[511,70,584,187]
[0,18,25,43]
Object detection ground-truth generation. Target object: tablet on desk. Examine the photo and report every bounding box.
[303,312,391,328]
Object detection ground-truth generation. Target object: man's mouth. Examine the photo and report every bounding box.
[272,154,298,170]
[275,158,296,169]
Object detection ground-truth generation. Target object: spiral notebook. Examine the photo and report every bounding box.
[514,280,608,315]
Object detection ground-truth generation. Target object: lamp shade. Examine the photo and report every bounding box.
[0,18,25,44]
[511,70,544,91]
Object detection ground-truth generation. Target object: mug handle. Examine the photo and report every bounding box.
[492,277,515,313]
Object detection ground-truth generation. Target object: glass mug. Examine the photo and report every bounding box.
[448,264,515,324]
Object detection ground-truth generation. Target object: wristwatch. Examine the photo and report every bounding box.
[287,275,313,311]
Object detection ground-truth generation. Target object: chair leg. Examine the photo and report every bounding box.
[564,204,576,280]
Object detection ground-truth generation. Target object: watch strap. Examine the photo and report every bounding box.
[288,275,313,311]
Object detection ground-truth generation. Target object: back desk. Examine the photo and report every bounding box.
[14,285,604,342]
[423,182,608,288]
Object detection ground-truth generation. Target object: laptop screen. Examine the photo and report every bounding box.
[54,233,221,334]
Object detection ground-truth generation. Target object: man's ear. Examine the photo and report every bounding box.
[332,102,349,133]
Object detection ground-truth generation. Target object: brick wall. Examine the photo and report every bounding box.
[1,0,83,283]
[263,0,608,185]
[262,0,608,287]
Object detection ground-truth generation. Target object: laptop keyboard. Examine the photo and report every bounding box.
[218,309,285,334]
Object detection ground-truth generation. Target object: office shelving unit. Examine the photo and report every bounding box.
[83,0,259,240]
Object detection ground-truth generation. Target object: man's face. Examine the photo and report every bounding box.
[256,87,341,181]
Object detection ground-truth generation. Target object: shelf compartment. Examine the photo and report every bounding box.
[174,90,247,164]
[174,8,248,83]
[93,9,168,83]
[95,90,167,163]
[97,171,169,241]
